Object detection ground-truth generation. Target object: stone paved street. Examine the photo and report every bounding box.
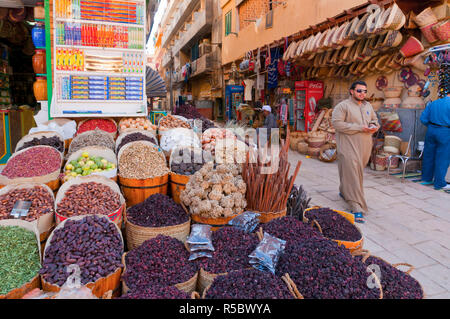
[288,151,450,299]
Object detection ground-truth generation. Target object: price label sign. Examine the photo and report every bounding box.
[10,200,32,219]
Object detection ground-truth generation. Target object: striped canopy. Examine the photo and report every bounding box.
[146,67,167,98]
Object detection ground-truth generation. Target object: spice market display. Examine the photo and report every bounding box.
[1,0,444,301]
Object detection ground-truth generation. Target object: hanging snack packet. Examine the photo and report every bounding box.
[186,224,214,260]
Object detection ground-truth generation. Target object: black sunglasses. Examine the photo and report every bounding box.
[355,89,368,93]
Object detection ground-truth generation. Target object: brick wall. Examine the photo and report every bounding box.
[238,0,270,30]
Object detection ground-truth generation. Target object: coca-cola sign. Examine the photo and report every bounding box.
[308,82,323,89]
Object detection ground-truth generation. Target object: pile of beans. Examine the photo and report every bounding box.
[77,119,117,134]
[355,255,423,299]
[0,226,41,295]
[170,148,212,175]
[119,142,169,179]
[57,182,121,217]
[126,194,189,227]
[39,215,123,286]
[68,129,116,157]
[117,132,157,154]
[204,269,294,299]
[276,237,381,299]
[262,216,323,249]
[122,235,198,291]
[0,186,54,222]
[120,286,190,299]
[198,227,259,274]
[1,146,61,179]
[17,136,64,153]
[304,207,362,242]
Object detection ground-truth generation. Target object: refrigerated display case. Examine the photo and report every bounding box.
[294,81,324,132]
[225,85,244,120]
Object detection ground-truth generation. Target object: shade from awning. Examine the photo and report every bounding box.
[146,67,167,98]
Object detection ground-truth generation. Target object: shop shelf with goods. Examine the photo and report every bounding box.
[48,0,147,118]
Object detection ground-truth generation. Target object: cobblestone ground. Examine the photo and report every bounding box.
[288,151,450,299]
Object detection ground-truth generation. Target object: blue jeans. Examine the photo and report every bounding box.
[421,125,450,189]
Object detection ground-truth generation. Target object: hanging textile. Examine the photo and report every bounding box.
[268,47,280,89]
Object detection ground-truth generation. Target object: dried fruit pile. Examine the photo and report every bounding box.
[0,226,41,295]
[204,269,294,299]
[356,255,423,299]
[198,227,259,274]
[68,129,116,158]
[173,104,216,133]
[276,237,382,299]
[1,146,61,179]
[39,215,123,286]
[0,186,54,221]
[170,148,212,176]
[57,182,121,217]
[117,132,157,153]
[120,286,190,299]
[122,235,198,291]
[261,216,323,249]
[119,117,157,132]
[63,151,115,181]
[180,163,247,218]
[158,114,191,131]
[201,128,236,155]
[77,119,117,134]
[126,194,189,227]
[118,142,169,179]
[17,136,64,153]
[304,207,362,242]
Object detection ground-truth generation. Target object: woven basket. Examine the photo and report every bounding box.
[348,16,361,40]
[318,144,337,162]
[384,135,402,153]
[420,23,439,43]
[297,141,309,154]
[383,97,402,109]
[253,208,287,223]
[375,153,388,170]
[399,36,424,58]
[414,7,438,27]
[381,30,403,49]
[432,20,450,42]
[366,4,383,35]
[375,54,392,73]
[382,3,406,30]
[433,1,450,21]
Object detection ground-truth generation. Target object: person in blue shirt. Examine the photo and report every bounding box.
[420,93,450,190]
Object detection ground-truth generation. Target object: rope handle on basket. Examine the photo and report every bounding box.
[392,263,415,274]
[191,291,201,299]
[281,273,304,299]
[351,248,371,263]
[310,219,323,234]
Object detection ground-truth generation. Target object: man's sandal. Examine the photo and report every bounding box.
[351,212,365,224]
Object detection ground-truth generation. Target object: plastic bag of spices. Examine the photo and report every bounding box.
[228,211,260,233]
[248,232,286,274]
[186,224,214,260]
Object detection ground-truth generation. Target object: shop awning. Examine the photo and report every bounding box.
[146,67,167,98]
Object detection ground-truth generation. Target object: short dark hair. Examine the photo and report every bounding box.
[350,80,367,90]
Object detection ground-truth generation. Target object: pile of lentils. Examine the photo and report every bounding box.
[197,227,259,274]
[355,255,423,299]
[0,186,54,222]
[120,286,190,299]
[0,226,41,295]
[1,146,61,179]
[57,182,121,218]
[118,142,169,179]
[39,215,123,286]
[304,207,362,242]
[126,194,189,227]
[17,136,64,153]
[204,269,294,299]
[67,129,116,158]
[170,148,213,175]
[122,235,198,292]
[276,237,382,299]
[117,132,158,153]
